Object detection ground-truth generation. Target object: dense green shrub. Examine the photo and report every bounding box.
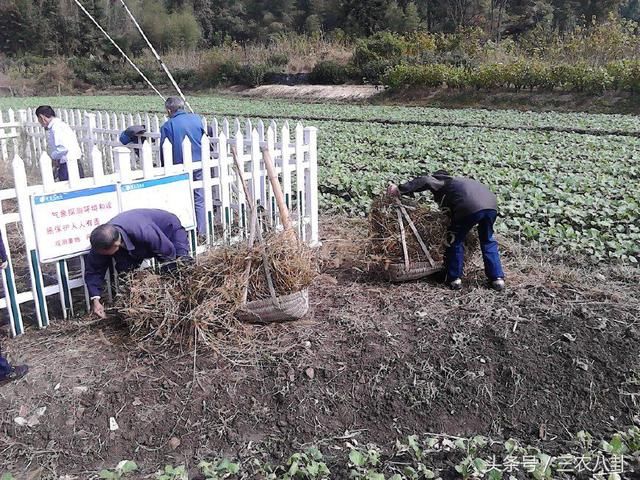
[236,63,271,86]
[384,64,462,89]
[309,61,352,84]
[352,32,407,82]
[171,69,198,88]
[197,57,242,87]
[606,60,640,92]
[353,32,407,67]
[468,64,504,90]
[357,59,397,84]
[384,60,640,94]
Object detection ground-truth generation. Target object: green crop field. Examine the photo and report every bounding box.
[2,95,638,262]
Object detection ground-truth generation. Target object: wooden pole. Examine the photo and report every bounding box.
[231,146,258,305]
[260,144,293,233]
[396,200,436,267]
[396,209,410,270]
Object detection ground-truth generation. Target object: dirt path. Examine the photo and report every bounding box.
[226,85,382,101]
[1,217,639,478]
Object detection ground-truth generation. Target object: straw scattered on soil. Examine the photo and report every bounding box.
[2,215,640,477]
[115,230,317,356]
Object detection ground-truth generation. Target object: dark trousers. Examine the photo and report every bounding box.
[445,209,504,281]
[0,355,11,377]
[192,168,206,236]
[57,161,85,181]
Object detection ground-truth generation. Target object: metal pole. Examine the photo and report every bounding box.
[118,0,195,113]
[72,0,166,102]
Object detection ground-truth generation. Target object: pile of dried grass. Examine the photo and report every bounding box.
[115,230,317,352]
[244,232,317,300]
[369,195,478,266]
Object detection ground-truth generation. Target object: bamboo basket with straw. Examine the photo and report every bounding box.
[385,198,442,282]
[231,144,310,323]
[369,195,479,282]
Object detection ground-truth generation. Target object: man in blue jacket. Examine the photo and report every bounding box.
[387,170,505,291]
[160,97,206,236]
[84,209,192,318]
[0,232,29,386]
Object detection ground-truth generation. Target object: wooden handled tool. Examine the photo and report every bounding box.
[260,144,293,234]
[231,145,259,305]
[395,199,436,268]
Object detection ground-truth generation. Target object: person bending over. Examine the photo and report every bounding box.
[388,170,505,291]
[84,208,192,318]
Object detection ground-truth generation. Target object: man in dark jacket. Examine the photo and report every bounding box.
[119,124,146,147]
[119,124,147,151]
[387,170,505,291]
[0,231,29,386]
[119,124,147,166]
[84,209,192,318]
[160,97,206,236]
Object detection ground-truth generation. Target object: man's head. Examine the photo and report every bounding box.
[165,97,185,116]
[90,224,122,256]
[35,105,56,128]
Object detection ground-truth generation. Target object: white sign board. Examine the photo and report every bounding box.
[31,185,120,262]
[120,173,196,230]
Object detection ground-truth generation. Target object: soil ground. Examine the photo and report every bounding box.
[1,216,640,479]
[225,85,382,102]
[374,88,640,115]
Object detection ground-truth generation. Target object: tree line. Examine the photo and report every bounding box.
[1,0,639,57]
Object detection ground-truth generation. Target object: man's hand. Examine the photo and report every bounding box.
[386,183,400,197]
[0,261,7,270]
[91,298,106,319]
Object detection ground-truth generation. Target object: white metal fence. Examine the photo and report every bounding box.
[0,108,318,337]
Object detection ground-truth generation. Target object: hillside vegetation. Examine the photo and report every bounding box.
[2,2,640,96]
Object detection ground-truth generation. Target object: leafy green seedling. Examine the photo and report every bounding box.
[99,460,138,479]
[155,464,188,480]
[199,458,241,479]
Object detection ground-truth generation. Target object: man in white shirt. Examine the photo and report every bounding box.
[35,106,84,181]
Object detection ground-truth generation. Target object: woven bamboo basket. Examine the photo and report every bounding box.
[235,289,309,324]
[387,262,442,282]
[379,200,442,283]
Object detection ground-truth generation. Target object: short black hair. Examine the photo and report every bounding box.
[90,224,120,250]
[433,169,451,176]
[35,106,56,118]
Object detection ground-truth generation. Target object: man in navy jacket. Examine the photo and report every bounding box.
[160,97,206,236]
[119,124,147,165]
[84,209,191,318]
[0,231,29,386]
[119,124,146,147]
[387,170,505,291]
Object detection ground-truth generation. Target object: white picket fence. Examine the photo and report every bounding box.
[0,108,319,337]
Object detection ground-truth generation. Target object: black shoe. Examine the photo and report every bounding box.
[0,365,29,386]
[491,278,505,291]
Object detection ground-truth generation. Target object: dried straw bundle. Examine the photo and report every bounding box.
[115,230,317,350]
[369,195,478,266]
[244,232,317,301]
